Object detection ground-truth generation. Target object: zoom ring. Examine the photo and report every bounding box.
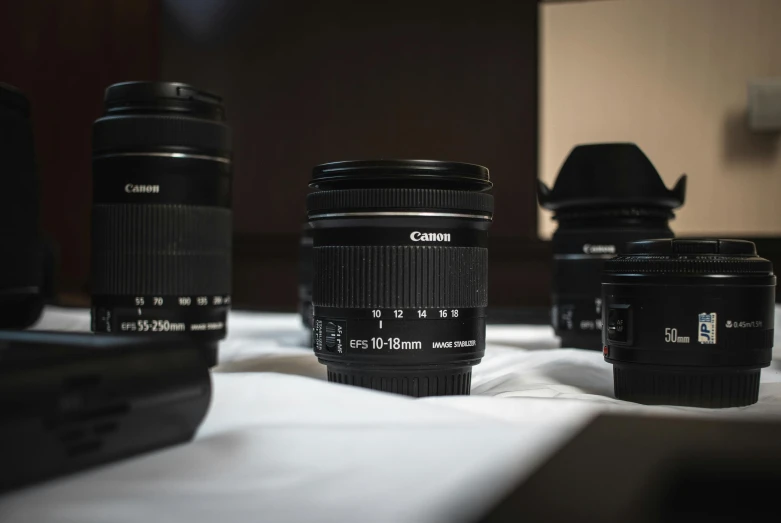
[307,189,494,214]
[313,245,487,309]
[92,204,231,295]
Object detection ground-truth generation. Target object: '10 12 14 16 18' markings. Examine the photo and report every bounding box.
[371,309,461,318]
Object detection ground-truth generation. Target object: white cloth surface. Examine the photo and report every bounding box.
[2,306,781,523]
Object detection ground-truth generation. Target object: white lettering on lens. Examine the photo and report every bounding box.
[583,244,615,254]
[410,232,451,242]
[125,184,160,194]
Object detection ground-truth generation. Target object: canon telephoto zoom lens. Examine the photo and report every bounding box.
[603,239,776,408]
[0,83,44,328]
[538,143,686,350]
[307,160,493,397]
[91,82,232,365]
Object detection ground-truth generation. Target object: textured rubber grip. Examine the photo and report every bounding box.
[604,256,772,275]
[613,366,761,408]
[91,204,231,295]
[313,245,488,309]
[307,188,494,214]
[327,366,472,397]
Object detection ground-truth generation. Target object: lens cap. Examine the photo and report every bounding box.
[103,81,225,120]
[538,143,686,211]
[626,239,758,256]
[311,160,492,190]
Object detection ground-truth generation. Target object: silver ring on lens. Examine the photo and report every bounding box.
[308,211,493,220]
[94,152,231,164]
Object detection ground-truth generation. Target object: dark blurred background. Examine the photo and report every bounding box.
[0,0,547,313]
[2,0,780,314]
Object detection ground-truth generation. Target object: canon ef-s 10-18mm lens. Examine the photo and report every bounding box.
[307,160,493,397]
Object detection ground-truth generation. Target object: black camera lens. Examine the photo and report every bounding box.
[0,83,44,328]
[298,223,314,331]
[307,160,493,397]
[602,239,776,408]
[90,82,232,364]
[538,143,686,350]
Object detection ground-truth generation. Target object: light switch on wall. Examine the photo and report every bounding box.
[748,79,781,132]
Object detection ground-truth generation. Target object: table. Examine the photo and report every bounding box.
[2,307,780,523]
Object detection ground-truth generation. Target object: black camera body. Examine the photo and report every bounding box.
[0,331,211,492]
[0,83,44,329]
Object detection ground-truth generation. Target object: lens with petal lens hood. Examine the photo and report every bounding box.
[538,143,686,350]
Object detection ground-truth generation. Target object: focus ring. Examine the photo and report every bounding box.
[327,367,472,397]
[92,204,231,295]
[313,245,488,309]
[604,256,773,274]
[307,189,494,214]
[93,115,232,154]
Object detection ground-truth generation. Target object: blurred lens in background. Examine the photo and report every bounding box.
[538,143,686,350]
[298,223,314,332]
[90,81,233,365]
[0,83,44,328]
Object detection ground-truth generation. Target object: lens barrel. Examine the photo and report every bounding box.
[602,239,776,407]
[0,83,44,328]
[307,160,493,397]
[90,82,232,364]
[538,143,686,350]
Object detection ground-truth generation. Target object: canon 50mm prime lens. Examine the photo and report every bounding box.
[0,83,43,328]
[538,143,686,350]
[603,239,775,408]
[307,160,493,397]
[91,82,232,364]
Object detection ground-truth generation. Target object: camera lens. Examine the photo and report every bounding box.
[90,82,232,364]
[602,239,776,407]
[538,143,686,350]
[307,160,493,397]
[298,223,314,330]
[0,83,44,328]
